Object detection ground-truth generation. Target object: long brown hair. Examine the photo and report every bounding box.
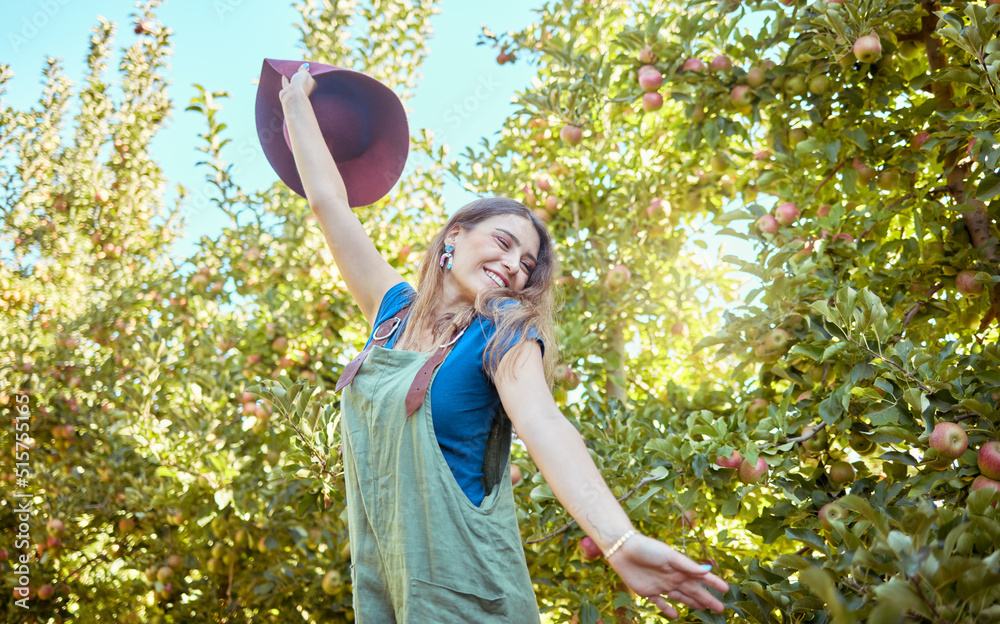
[401,197,558,383]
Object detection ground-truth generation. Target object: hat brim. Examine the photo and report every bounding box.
[255,58,410,207]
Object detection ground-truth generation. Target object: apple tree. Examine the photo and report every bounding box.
[456,0,1000,621]
[0,0,443,622]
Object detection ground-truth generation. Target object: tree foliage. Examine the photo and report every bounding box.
[1,0,999,623]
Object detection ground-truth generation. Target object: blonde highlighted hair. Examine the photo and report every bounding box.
[403,197,558,383]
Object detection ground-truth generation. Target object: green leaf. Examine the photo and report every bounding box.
[785,528,828,555]
[529,483,555,502]
[821,341,849,362]
[799,567,849,624]
[873,577,931,619]
[976,172,1000,201]
[838,494,890,536]
[773,553,812,571]
[842,128,869,149]
[254,581,275,595]
[835,286,857,329]
[903,388,930,415]
[810,300,840,325]
[214,488,233,510]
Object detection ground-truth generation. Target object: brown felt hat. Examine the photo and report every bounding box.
[255,58,410,207]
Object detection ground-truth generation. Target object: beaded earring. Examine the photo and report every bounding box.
[439,244,454,270]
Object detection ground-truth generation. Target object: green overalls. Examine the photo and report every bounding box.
[337,310,541,623]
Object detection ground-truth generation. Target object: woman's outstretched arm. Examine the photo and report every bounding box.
[495,341,729,619]
[279,64,404,325]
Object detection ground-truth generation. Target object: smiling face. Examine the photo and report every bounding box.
[443,214,541,305]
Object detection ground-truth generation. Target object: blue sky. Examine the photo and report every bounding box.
[3,0,540,259]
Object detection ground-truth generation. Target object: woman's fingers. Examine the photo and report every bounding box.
[680,582,726,613]
[704,572,730,595]
[667,550,730,595]
[646,595,678,619]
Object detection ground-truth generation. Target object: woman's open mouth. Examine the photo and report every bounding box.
[484,268,508,287]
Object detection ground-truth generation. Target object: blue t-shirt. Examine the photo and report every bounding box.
[363,282,542,506]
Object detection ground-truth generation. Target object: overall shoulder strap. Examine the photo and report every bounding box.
[404,325,466,417]
[335,305,410,392]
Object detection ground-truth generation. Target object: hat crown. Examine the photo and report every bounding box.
[256,58,409,207]
[282,78,370,162]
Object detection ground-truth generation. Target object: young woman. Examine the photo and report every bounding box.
[279,62,729,622]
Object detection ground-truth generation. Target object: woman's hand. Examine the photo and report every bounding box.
[606,533,729,619]
[279,63,317,104]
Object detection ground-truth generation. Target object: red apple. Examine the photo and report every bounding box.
[817,204,832,217]
[761,328,791,353]
[642,92,663,112]
[510,465,522,485]
[46,519,65,537]
[913,131,931,150]
[710,55,732,72]
[756,215,779,235]
[118,517,136,533]
[682,58,706,72]
[802,425,828,453]
[853,158,876,184]
[553,364,579,389]
[604,264,631,289]
[774,202,800,225]
[972,475,1000,494]
[157,566,174,582]
[747,398,769,420]
[956,270,983,295]
[639,45,656,64]
[978,441,1000,479]
[809,75,829,95]
[928,422,968,459]
[271,337,288,354]
[579,536,602,560]
[818,502,846,529]
[544,195,559,213]
[38,584,55,600]
[828,461,856,486]
[792,238,815,262]
[853,35,882,64]
[739,457,768,484]
[788,127,808,145]
[878,169,900,191]
[784,76,807,97]
[745,66,766,87]
[560,124,583,145]
[638,67,663,92]
[535,174,553,192]
[670,322,689,337]
[715,450,742,469]
[731,85,753,108]
[646,197,668,219]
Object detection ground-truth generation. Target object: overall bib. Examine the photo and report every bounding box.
[338,315,541,623]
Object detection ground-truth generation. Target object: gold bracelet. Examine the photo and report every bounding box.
[603,529,638,559]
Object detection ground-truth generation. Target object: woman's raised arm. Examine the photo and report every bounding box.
[495,341,729,619]
[279,64,404,325]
